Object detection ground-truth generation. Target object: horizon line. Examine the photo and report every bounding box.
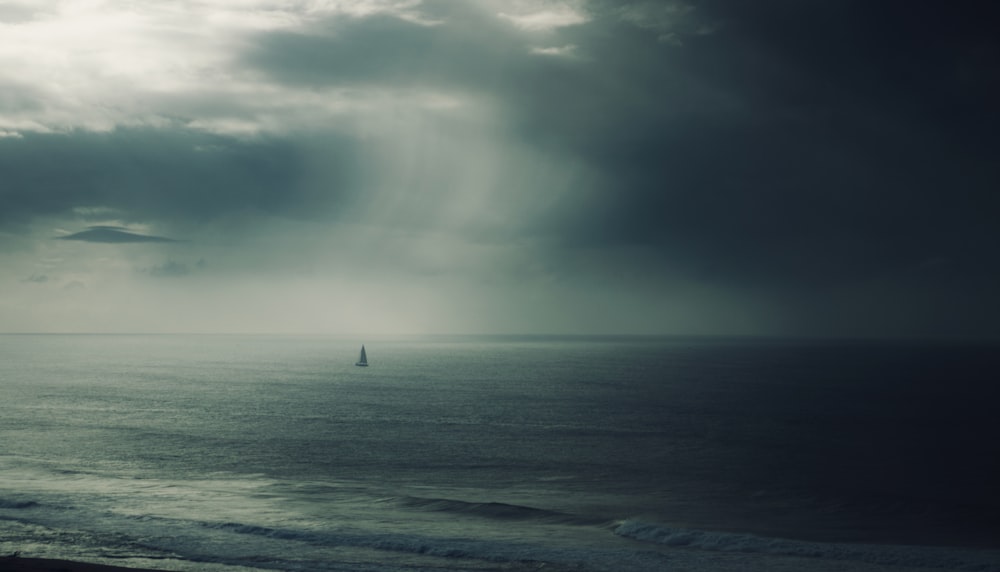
[0,332,996,343]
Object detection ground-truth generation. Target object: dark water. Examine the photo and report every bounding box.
[0,334,998,571]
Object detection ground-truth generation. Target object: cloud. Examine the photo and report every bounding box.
[146,260,191,277]
[613,1,702,43]
[56,226,178,243]
[0,1,998,337]
[0,0,445,137]
[141,258,207,278]
[497,2,589,31]
[531,44,576,56]
[0,2,42,24]
[0,128,359,231]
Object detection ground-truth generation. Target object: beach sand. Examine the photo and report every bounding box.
[0,556,168,572]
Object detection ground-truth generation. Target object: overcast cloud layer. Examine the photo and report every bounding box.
[1,0,998,337]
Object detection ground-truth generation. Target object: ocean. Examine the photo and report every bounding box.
[1,334,998,572]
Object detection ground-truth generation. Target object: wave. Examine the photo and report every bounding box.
[0,498,39,509]
[11,501,999,572]
[394,495,608,525]
[614,519,1000,571]
[201,520,578,566]
[7,507,577,571]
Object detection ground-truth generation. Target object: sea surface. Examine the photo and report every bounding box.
[0,334,998,572]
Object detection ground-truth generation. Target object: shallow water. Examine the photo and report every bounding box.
[1,334,998,571]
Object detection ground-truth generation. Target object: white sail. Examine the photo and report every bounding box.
[355,345,368,367]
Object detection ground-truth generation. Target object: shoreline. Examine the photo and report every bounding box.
[0,557,170,572]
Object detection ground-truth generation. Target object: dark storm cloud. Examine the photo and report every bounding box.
[0,128,359,231]
[240,2,999,287]
[4,0,998,337]
[238,0,1000,336]
[707,1,1000,281]
[243,6,520,92]
[537,2,999,283]
[56,226,178,243]
[535,4,1000,286]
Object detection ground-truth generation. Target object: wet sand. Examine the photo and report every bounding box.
[0,556,168,572]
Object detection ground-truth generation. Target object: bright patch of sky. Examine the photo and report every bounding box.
[496,1,589,31]
[0,0,445,135]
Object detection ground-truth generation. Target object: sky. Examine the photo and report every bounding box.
[1,0,998,337]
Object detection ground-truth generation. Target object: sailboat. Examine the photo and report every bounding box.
[355,345,368,367]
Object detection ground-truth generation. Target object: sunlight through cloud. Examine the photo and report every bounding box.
[496,1,589,31]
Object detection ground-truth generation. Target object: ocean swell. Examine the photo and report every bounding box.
[614,519,1000,571]
[0,498,39,509]
[202,520,575,565]
[395,495,607,525]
